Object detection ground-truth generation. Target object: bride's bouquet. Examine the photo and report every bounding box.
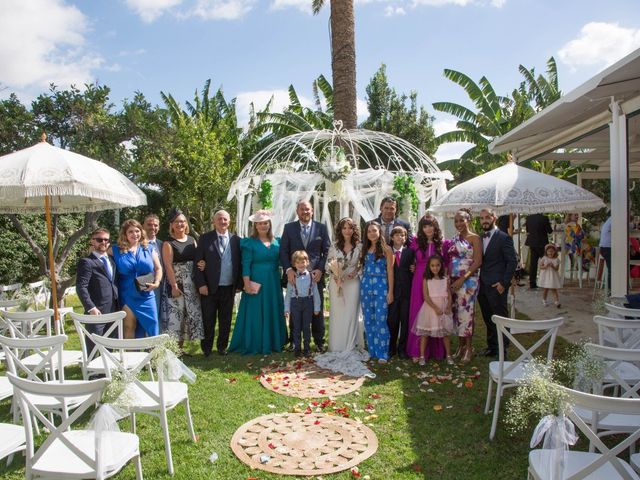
[327,257,346,297]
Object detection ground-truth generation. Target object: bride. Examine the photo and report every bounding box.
[315,217,374,378]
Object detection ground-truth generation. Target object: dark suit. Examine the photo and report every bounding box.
[374,216,413,245]
[524,214,552,288]
[147,239,166,330]
[478,228,517,354]
[280,220,331,348]
[388,247,414,357]
[194,230,242,355]
[76,252,119,355]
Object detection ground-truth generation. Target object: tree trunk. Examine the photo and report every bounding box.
[330,0,357,129]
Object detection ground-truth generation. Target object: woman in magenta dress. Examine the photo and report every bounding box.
[407,214,448,360]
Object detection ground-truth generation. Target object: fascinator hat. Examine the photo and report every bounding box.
[248,209,273,222]
[167,208,184,224]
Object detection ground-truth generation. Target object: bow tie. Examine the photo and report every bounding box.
[482,231,492,239]
[297,271,308,277]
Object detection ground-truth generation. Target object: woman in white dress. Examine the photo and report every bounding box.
[315,218,374,378]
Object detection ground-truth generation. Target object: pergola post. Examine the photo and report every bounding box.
[609,99,629,297]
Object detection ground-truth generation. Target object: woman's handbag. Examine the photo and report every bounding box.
[135,272,155,291]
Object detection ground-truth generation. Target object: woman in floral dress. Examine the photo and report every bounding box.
[446,209,482,363]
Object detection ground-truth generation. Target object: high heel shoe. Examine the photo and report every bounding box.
[461,347,474,363]
[452,345,465,360]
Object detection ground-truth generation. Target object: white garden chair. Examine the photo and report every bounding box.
[26,280,49,311]
[485,315,564,441]
[0,283,22,300]
[71,312,149,380]
[7,372,143,480]
[605,303,640,319]
[92,333,196,475]
[528,386,640,479]
[569,343,640,455]
[0,422,26,467]
[0,334,90,427]
[594,316,640,351]
[3,309,83,371]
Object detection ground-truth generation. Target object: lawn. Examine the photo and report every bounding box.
[0,305,573,480]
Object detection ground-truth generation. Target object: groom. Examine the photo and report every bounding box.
[280,200,331,352]
[477,208,517,358]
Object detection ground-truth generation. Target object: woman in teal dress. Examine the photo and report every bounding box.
[229,210,287,355]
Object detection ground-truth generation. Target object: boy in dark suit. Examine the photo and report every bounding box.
[76,228,119,356]
[477,209,517,357]
[388,226,415,358]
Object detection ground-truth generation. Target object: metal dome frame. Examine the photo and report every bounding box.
[228,122,452,236]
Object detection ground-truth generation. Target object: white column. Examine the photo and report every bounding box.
[610,99,628,297]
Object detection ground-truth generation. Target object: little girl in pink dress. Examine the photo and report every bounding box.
[414,254,454,365]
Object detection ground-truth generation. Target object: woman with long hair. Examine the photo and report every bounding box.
[162,209,204,354]
[446,209,481,363]
[406,214,448,360]
[316,218,373,377]
[228,210,287,355]
[111,219,162,338]
[360,221,394,364]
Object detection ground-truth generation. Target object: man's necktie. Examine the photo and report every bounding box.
[219,235,227,254]
[302,225,310,246]
[100,256,112,281]
[395,250,401,266]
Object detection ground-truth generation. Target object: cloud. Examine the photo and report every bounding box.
[357,98,369,122]
[125,0,184,23]
[235,89,312,127]
[0,0,104,92]
[558,22,640,71]
[432,118,473,163]
[187,0,256,20]
[270,0,311,13]
[384,5,407,16]
[126,0,254,21]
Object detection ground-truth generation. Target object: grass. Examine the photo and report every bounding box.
[0,302,575,480]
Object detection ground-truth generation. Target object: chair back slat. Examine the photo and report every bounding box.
[593,315,640,349]
[0,283,22,300]
[604,303,640,319]
[3,309,54,339]
[584,343,640,398]
[0,334,67,382]
[71,311,125,378]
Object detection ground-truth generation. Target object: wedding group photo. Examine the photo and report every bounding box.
[1,0,640,479]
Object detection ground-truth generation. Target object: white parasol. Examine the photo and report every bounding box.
[0,137,147,322]
[429,161,605,216]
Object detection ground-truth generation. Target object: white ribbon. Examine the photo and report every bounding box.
[158,350,197,383]
[530,414,578,480]
[88,404,127,479]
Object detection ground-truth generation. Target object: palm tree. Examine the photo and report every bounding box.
[312,0,357,129]
[519,57,561,112]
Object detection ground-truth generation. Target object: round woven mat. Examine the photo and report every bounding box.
[230,412,378,476]
[260,359,365,398]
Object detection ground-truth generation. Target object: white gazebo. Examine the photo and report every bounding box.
[228,123,452,237]
[489,48,640,297]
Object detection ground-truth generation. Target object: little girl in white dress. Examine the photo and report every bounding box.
[538,243,562,308]
[414,255,454,365]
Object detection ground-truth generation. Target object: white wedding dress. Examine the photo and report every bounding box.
[315,243,374,378]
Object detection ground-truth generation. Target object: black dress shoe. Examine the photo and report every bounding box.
[315,345,327,354]
[285,343,295,353]
[203,351,212,358]
[481,348,497,357]
[218,349,228,356]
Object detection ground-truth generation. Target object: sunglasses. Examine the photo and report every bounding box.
[93,238,110,243]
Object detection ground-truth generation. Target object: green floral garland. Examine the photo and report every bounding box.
[393,175,419,216]
[258,179,273,209]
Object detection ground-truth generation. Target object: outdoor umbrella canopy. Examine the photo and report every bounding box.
[429,161,606,216]
[0,138,147,322]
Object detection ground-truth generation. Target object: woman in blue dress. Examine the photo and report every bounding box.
[111,219,163,338]
[228,210,287,355]
[360,221,394,363]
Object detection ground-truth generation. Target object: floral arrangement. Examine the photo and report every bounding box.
[101,368,137,412]
[151,335,197,383]
[327,257,346,297]
[591,291,609,316]
[505,360,571,434]
[257,179,273,210]
[563,341,605,393]
[393,175,419,216]
[320,147,351,183]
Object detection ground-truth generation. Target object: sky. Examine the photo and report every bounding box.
[1,0,640,162]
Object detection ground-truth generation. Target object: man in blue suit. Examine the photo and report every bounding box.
[477,208,517,358]
[76,228,119,356]
[280,200,331,352]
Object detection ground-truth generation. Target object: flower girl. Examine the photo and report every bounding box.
[538,243,562,308]
[413,254,454,365]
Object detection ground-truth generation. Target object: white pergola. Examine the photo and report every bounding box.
[489,48,640,297]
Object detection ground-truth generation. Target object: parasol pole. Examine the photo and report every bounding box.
[44,192,61,333]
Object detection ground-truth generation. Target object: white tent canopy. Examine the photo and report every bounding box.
[228,125,452,237]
